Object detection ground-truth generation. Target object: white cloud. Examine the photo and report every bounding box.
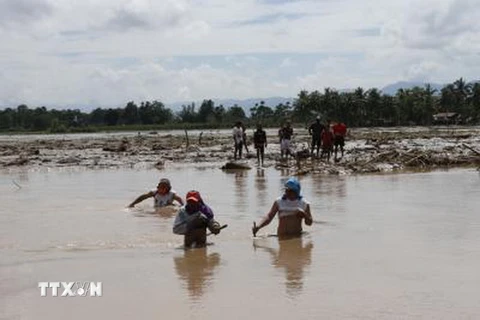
[280,57,296,68]
[0,0,479,107]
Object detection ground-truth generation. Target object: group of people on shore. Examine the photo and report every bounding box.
[308,117,347,162]
[128,176,313,247]
[232,119,347,165]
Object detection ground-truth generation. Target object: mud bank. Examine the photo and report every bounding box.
[0,126,479,174]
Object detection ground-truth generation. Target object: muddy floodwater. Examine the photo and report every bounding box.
[1,166,480,319]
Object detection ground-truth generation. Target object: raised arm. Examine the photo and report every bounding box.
[252,201,279,236]
[128,191,154,208]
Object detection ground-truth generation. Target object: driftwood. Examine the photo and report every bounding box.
[221,162,251,170]
[198,132,203,146]
[6,157,29,166]
[12,180,22,189]
[405,153,428,166]
[462,144,480,157]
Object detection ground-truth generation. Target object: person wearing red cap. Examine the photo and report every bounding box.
[128,178,184,208]
[173,190,222,247]
[252,177,312,238]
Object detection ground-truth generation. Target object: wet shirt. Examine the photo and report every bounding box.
[253,129,267,147]
[279,126,293,140]
[322,130,334,146]
[153,190,176,207]
[233,126,243,144]
[309,122,325,138]
[275,196,309,218]
[333,123,347,136]
[172,203,215,235]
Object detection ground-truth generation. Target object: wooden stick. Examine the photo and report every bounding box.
[12,180,22,189]
[184,129,189,148]
[207,224,228,236]
[462,143,480,157]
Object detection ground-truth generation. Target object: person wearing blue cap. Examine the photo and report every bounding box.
[252,177,312,238]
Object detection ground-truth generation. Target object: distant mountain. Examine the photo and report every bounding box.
[165,82,450,113]
[381,81,444,95]
[166,97,295,114]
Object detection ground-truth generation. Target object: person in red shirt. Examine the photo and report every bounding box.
[321,124,334,162]
[332,121,347,160]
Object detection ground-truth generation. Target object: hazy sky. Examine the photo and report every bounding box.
[1,0,479,108]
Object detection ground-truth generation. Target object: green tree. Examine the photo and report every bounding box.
[104,108,121,126]
[122,101,139,125]
[197,99,215,123]
[178,103,197,123]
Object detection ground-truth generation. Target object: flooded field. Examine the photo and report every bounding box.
[1,126,479,174]
[1,166,480,319]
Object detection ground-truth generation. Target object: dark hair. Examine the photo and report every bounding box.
[157,178,171,191]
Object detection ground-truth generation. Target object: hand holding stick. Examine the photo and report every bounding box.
[252,222,258,237]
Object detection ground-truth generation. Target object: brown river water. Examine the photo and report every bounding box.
[1,166,480,319]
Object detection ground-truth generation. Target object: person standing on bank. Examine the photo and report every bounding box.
[278,121,294,160]
[252,177,312,239]
[241,123,250,155]
[232,121,244,160]
[308,116,324,158]
[320,123,334,162]
[253,123,267,166]
[332,121,347,160]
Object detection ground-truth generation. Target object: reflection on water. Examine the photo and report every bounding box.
[254,237,313,298]
[174,248,221,300]
[223,169,249,212]
[255,169,267,207]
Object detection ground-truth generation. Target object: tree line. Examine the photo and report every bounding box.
[0,78,479,133]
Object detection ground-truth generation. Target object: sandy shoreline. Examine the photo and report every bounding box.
[0,126,479,174]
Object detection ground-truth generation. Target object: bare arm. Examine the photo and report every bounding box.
[295,204,312,225]
[128,191,154,208]
[252,201,279,236]
[173,193,184,206]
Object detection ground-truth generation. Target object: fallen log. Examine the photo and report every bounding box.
[462,144,480,157]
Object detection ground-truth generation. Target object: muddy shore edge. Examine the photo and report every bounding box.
[1,126,479,175]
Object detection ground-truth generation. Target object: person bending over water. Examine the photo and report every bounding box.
[173,190,223,248]
[252,177,312,238]
[128,178,184,208]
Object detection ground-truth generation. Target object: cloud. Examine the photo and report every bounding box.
[230,13,307,27]
[354,28,381,37]
[279,57,297,68]
[1,0,480,108]
[104,0,189,32]
[389,0,480,50]
[0,0,53,28]
[406,61,442,81]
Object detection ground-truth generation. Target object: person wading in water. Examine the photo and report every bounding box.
[252,177,312,239]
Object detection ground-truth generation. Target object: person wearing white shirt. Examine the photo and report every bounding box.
[232,121,244,160]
